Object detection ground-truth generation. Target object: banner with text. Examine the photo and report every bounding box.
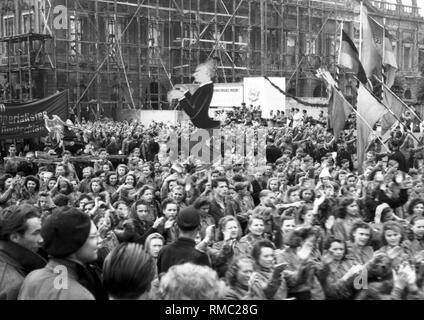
[210,83,244,108]
[0,91,68,139]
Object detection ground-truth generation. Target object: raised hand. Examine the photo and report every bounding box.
[153,216,165,229]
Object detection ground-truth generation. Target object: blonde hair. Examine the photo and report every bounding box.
[159,263,227,300]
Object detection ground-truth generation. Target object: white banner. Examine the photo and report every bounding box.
[243,77,286,119]
[210,83,244,108]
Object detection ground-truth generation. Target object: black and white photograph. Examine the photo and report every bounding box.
[1,0,424,306]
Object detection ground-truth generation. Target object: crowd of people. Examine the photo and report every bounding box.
[1,105,424,300]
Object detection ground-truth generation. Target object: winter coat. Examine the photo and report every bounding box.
[18,258,108,300]
[317,255,356,300]
[246,264,287,300]
[276,247,324,299]
[157,237,211,274]
[0,241,46,300]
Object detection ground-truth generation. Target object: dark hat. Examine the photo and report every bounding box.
[176,206,200,229]
[41,207,92,258]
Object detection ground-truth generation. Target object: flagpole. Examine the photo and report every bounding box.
[347,98,390,153]
[337,20,344,65]
[382,17,386,85]
[359,75,424,147]
[336,20,344,89]
[359,1,363,61]
[373,75,423,122]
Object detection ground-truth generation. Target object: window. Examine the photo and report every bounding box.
[3,15,14,37]
[69,16,82,56]
[149,23,160,47]
[286,34,296,67]
[384,0,397,11]
[306,37,317,55]
[107,19,122,43]
[403,45,412,71]
[22,11,34,34]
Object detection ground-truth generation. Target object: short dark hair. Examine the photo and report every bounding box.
[286,227,319,249]
[192,197,211,210]
[0,205,40,241]
[350,221,371,243]
[53,194,70,207]
[212,177,229,189]
[251,239,275,262]
[102,243,156,299]
[161,198,178,211]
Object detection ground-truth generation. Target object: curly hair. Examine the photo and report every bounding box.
[251,239,275,263]
[299,188,315,202]
[0,174,13,192]
[159,263,227,300]
[89,178,105,194]
[407,198,424,217]
[24,175,40,192]
[285,226,319,249]
[349,221,372,243]
[381,221,404,246]
[336,197,358,219]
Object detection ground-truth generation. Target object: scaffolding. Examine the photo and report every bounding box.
[0,0,422,118]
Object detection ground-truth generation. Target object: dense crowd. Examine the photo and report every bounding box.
[1,106,424,300]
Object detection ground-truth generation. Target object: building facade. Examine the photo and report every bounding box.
[0,0,422,118]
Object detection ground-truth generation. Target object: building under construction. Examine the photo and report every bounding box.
[0,0,423,119]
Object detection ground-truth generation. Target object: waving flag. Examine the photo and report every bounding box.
[356,83,387,170]
[360,6,398,87]
[338,30,367,85]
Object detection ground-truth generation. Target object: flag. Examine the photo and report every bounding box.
[356,83,387,171]
[360,6,381,80]
[338,30,367,84]
[361,6,398,87]
[328,86,353,139]
[380,84,405,135]
[368,16,398,87]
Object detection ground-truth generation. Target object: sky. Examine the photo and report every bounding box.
[418,2,424,16]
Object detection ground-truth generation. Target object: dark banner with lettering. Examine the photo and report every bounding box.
[0,91,68,139]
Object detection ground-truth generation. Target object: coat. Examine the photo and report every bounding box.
[317,255,356,300]
[179,82,220,129]
[18,258,108,300]
[275,247,324,300]
[0,241,46,300]
[345,242,374,265]
[208,197,238,226]
[237,234,263,258]
[157,237,211,274]
[246,264,287,300]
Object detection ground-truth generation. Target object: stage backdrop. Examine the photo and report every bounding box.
[0,91,68,140]
[243,77,286,119]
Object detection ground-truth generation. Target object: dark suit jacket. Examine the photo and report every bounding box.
[157,237,210,274]
[180,83,220,129]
